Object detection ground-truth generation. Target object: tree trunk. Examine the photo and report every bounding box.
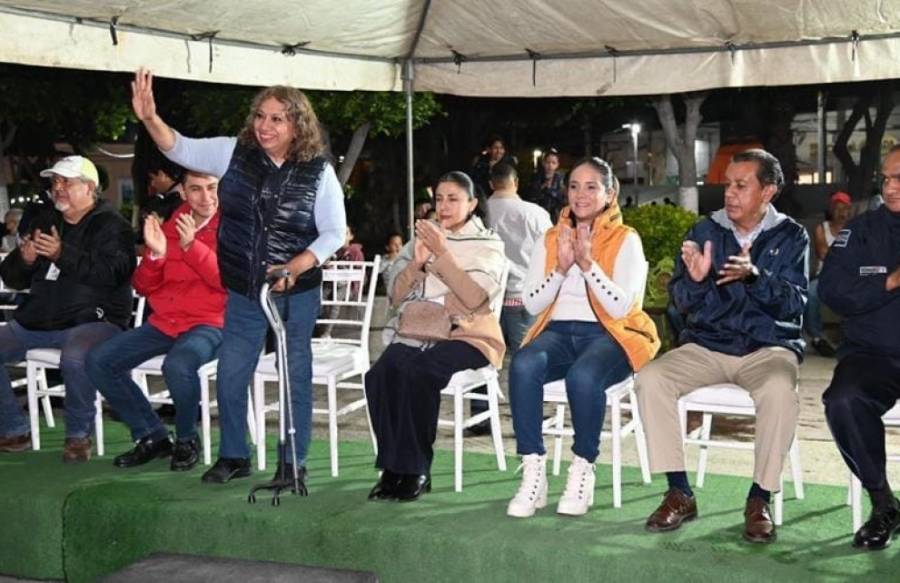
[833,82,895,200]
[337,121,371,186]
[653,92,707,212]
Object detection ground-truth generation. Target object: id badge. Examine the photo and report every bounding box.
[45,263,60,281]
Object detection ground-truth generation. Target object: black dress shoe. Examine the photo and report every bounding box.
[170,438,199,472]
[465,420,492,437]
[853,502,900,550]
[368,469,402,501]
[114,435,173,468]
[395,474,431,502]
[201,457,252,484]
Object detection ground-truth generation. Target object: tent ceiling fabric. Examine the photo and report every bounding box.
[1,0,900,95]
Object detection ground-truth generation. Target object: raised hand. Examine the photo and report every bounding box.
[556,225,576,274]
[682,240,713,283]
[412,236,431,266]
[415,219,448,258]
[143,215,167,257]
[174,213,197,250]
[19,235,38,265]
[32,226,62,262]
[574,223,593,271]
[131,68,157,122]
[717,243,755,285]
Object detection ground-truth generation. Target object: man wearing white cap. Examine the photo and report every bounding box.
[0,155,136,463]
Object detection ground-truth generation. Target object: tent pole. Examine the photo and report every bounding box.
[403,58,415,240]
[817,90,827,184]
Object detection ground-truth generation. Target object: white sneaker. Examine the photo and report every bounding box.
[556,455,596,516]
[506,454,548,518]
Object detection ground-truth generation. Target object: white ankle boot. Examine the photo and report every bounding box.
[507,453,548,518]
[556,455,596,516]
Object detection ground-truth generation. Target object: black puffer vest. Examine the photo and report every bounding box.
[216,142,326,297]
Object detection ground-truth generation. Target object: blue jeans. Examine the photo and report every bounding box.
[0,320,120,439]
[86,322,222,442]
[216,287,319,462]
[500,305,534,352]
[804,278,824,339]
[509,321,633,462]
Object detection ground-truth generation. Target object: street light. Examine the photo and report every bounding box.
[622,122,641,204]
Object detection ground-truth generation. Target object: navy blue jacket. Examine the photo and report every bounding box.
[669,209,809,361]
[819,205,900,358]
[216,143,326,298]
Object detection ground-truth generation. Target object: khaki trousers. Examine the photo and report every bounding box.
[635,343,799,492]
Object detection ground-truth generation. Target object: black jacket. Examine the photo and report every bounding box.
[819,205,900,358]
[0,199,136,330]
[670,209,809,361]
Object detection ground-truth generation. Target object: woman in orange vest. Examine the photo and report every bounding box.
[506,157,660,519]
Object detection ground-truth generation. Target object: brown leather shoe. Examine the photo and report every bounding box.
[0,432,31,453]
[744,497,776,543]
[646,488,698,532]
[63,437,92,464]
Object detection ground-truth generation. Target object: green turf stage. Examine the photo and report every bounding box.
[0,423,896,582]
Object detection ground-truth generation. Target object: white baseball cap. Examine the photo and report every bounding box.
[40,155,100,186]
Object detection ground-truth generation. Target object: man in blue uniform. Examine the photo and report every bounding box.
[820,145,900,551]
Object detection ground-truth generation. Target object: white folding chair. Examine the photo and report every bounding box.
[252,257,382,474]
[130,347,257,468]
[678,383,805,526]
[541,376,651,508]
[538,261,652,508]
[848,402,900,532]
[436,261,510,492]
[26,293,147,455]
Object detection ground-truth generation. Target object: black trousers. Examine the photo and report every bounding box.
[365,341,489,475]
[823,353,900,491]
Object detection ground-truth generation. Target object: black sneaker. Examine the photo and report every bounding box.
[201,457,252,484]
[853,500,900,550]
[170,438,199,472]
[113,435,173,468]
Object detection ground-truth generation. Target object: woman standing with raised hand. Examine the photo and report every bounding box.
[131,69,346,488]
[506,157,659,518]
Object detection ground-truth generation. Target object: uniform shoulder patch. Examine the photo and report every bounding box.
[832,229,851,248]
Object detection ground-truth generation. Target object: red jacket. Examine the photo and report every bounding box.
[133,202,226,337]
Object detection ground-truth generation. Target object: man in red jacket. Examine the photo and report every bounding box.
[86,171,226,471]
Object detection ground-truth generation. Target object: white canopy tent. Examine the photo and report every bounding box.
[2,0,900,226]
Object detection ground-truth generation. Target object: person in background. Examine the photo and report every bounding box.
[529,148,565,222]
[471,135,517,203]
[143,156,185,224]
[804,191,852,357]
[1,208,22,254]
[380,233,403,275]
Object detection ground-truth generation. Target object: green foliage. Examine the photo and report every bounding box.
[622,204,698,268]
[310,91,443,137]
[176,86,443,139]
[622,204,699,309]
[0,65,132,149]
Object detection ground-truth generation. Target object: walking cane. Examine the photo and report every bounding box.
[248,268,308,505]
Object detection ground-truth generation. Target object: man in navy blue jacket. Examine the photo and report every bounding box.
[820,145,900,551]
[636,149,808,545]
